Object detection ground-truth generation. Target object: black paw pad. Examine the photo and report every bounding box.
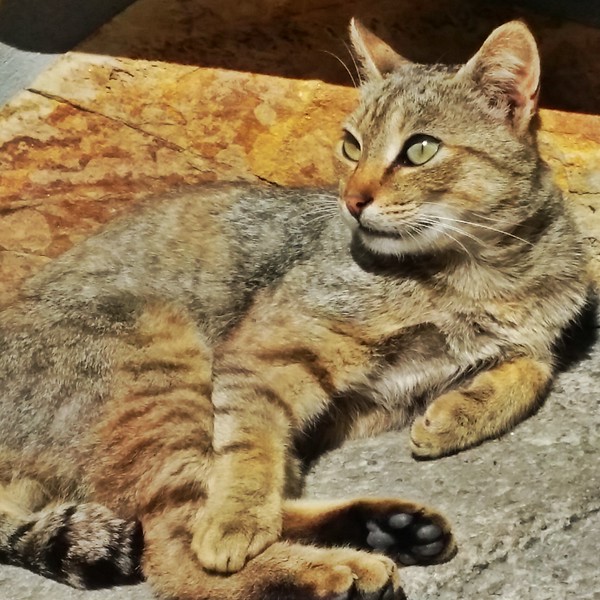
[365,512,446,566]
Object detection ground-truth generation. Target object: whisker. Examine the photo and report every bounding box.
[341,40,363,86]
[443,218,533,246]
[443,229,479,257]
[418,217,478,257]
[442,230,474,258]
[437,222,486,248]
[303,210,337,227]
[403,224,424,253]
[438,230,474,258]
[319,49,358,88]
[423,213,534,246]
[420,201,528,227]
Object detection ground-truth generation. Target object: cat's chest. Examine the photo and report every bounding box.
[363,309,510,407]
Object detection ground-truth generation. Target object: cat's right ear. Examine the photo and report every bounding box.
[349,18,411,81]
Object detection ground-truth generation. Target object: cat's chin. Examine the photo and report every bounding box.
[355,226,438,257]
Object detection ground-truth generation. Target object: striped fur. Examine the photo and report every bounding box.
[0,482,142,589]
[0,20,589,599]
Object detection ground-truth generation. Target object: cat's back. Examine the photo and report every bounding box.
[18,182,337,329]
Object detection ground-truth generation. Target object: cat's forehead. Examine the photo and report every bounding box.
[350,64,473,138]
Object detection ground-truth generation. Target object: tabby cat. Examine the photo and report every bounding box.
[0,18,588,600]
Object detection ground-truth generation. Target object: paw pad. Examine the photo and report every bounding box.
[365,512,447,566]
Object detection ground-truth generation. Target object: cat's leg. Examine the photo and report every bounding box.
[144,503,403,600]
[191,307,372,573]
[87,302,215,518]
[0,476,142,588]
[281,497,456,567]
[410,356,552,458]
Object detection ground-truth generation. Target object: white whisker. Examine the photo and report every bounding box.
[441,231,474,258]
[303,210,337,227]
[420,201,529,228]
[418,217,478,257]
[341,40,362,86]
[319,49,358,88]
[439,216,533,246]
[420,210,533,247]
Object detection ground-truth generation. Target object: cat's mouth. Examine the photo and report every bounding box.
[355,221,440,256]
[358,222,430,239]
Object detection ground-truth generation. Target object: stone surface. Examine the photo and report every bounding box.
[0,0,599,598]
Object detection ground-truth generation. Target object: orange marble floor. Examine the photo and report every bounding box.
[0,0,599,306]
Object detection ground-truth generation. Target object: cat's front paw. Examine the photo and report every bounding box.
[410,391,472,458]
[192,509,281,573]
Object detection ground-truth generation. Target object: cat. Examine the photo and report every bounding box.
[0,17,589,600]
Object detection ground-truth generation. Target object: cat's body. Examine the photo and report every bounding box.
[0,19,589,600]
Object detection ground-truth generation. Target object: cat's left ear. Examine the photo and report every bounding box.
[349,18,411,81]
[458,21,540,135]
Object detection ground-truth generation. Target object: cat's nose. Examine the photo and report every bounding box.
[345,193,373,219]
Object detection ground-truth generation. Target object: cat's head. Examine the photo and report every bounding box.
[338,19,544,258]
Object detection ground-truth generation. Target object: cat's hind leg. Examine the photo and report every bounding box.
[144,503,403,600]
[87,301,215,518]
[410,356,552,458]
[282,497,456,567]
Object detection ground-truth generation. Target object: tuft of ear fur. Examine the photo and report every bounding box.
[458,21,540,135]
[349,18,411,81]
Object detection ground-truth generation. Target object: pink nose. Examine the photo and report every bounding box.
[345,193,373,219]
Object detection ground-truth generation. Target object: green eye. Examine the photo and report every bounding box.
[341,131,362,162]
[401,134,441,166]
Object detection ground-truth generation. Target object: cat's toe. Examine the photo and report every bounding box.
[329,577,402,600]
[365,511,453,566]
[361,581,401,600]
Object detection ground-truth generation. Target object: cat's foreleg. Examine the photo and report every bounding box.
[410,355,552,458]
[190,360,296,573]
[191,309,370,573]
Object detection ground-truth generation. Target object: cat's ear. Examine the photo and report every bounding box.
[458,21,540,135]
[349,18,411,81]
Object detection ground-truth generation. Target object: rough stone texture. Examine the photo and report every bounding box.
[0,0,599,598]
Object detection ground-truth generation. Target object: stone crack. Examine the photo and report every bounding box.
[24,87,218,175]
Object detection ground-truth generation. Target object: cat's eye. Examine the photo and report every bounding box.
[400,134,441,166]
[341,131,362,162]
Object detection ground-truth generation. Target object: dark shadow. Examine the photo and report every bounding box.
[554,293,599,372]
[0,0,135,54]
[0,0,599,114]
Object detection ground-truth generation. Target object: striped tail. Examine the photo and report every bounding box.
[0,502,143,589]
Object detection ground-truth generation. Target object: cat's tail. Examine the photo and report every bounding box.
[0,500,143,588]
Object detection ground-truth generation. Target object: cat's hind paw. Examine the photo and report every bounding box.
[364,510,451,566]
[279,546,403,600]
[283,497,455,567]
